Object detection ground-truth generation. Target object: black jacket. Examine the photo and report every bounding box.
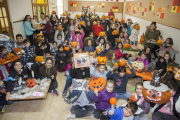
[81,25,92,38]
[70,67,90,79]
[55,51,67,69]
[35,42,50,56]
[107,28,119,47]
[0,81,11,98]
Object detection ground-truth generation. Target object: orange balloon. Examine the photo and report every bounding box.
[110,97,117,105]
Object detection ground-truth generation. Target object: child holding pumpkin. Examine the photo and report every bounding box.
[83,38,94,52]
[115,42,127,60]
[93,80,115,120]
[122,27,129,40]
[100,42,111,56]
[137,51,149,67]
[97,37,106,51]
[106,50,118,73]
[35,42,50,56]
[129,23,140,46]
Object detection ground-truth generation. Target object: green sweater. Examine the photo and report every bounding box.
[144,27,159,48]
[107,59,118,73]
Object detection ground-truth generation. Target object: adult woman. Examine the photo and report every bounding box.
[23,15,37,45]
[144,22,159,58]
[31,15,40,39]
[39,12,47,40]
[39,57,59,95]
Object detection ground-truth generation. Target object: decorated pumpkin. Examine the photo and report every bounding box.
[110,97,117,105]
[14,48,23,55]
[121,19,125,23]
[118,59,126,67]
[110,15,114,19]
[157,40,163,45]
[26,78,36,88]
[71,41,77,48]
[116,39,121,43]
[114,63,118,67]
[35,56,44,63]
[82,13,85,16]
[52,11,56,14]
[64,46,70,51]
[6,53,15,60]
[140,34,144,44]
[113,30,119,35]
[76,14,81,18]
[96,46,103,54]
[135,24,140,30]
[57,25,63,31]
[132,61,144,72]
[99,32,106,37]
[174,69,180,80]
[123,44,131,48]
[89,76,106,92]
[102,15,105,19]
[127,18,131,21]
[97,56,107,64]
[114,18,118,22]
[80,21,85,26]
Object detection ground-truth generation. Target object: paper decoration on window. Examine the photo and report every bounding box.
[133,7,136,14]
[70,2,76,7]
[149,1,155,11]
[142,8,147,16]
[112,6,118,12]
[98,3,105,8]
[157,7,165,19]
[171,0,180,13]
[130,3,133,9]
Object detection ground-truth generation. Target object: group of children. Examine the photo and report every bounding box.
[0,11,180,120]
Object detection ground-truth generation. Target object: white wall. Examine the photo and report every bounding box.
[7,0,33,39]
[68,0,124,1]
[49,0,57,15]
[125,14,180,64]
[64,0,68,11]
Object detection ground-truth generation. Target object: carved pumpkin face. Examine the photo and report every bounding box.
[157,40,163,45]
[140,34,144,44]
[89,76,106,92]
[135,24,140,30]
[35,56,44,63]
[6,53,15,60]
[114,18,118,22]
[102,15,105,19]
[14,48,23,55]
[80,21,85,26]
[57,25,63,31]
[123,44,131,48]
[110,97,117,105]
[174,69,180,80]
[52,11,56,14]
[26,78,36,88]
[97,56,107,64]
[99,32,106,37]
[116,39,121,43]
[121,19,125,23]
[64,46,70,51]
[118,59,126,67]
[110,15,114,19]
[96,46,103,54]
[113,30,119,35]
[71,41,77,48]
[76,14,81,18]
[132,61,144,72]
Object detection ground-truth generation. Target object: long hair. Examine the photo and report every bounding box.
[106,50,117,60]
[23,15,31,23]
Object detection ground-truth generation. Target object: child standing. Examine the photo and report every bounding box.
[55,34,64,46]
[14,34,24,48]
[97,37,106,51]
[106,62,136,100]
[94,80,115,120]
[129,23,140,46]
[83,38,94,52]
[50,41,58,61]
[119,31,125,44]
[122,27,129,40]
[137,52,149,67]
[106,50,118,73]
[127,21,133,37]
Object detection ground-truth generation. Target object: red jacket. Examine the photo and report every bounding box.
[39,21,52,34]
[91,24,104,36]
[108,11,114,18]
[115,49,127,60]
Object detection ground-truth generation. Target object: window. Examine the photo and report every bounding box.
[57,0,64,18]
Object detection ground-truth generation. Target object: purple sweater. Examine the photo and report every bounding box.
[94,88,115,110]
[137,57,149,67]
[72,29,85,48]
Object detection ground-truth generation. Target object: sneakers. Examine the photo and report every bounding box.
[64,97,71,104]
[52,89,59,96]
[1,105,7,113]
[62,91,67,96]
[67,114,76,119]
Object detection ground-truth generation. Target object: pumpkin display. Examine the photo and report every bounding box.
[132,61,145,72]
[71,41,77,48]
[121,19,125,23]
[76,14,81,18]
[135,24,140,30]
[123,44,131,48]
[80,21,85,26]
[114,18,118,22]
[102,15,105,19]
[157,40,163,45]
[26,78,36,88]
[96,46,103,54]
[14,48,23,55]
[127,18,131,21]
[35,56,44,63]
[64,46,70,51]
[57,25,63,31]
[116,39,121,43]
[82,13,85,16]
[99,32,106,37]
[110,15,114,19]
[110,97,117,105]
[174,69,180,80]
[113,30,119,35]
[97,56,107,64]
[89,76,106,92]
[114,63,118,67]
[52,11,56,14]
[6,53,15,60]
[118,59,126,67]
[140,34,144,44]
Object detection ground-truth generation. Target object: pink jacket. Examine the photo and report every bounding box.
[115,49,127,60]
[72,29,85,48]
[137,57,149,67]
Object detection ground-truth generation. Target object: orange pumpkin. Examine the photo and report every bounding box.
[99,32,106,37]
[71,41,77,48]
[113,30,119,35]
[82,13,85,16]
[114,63,118,67]
[6,53,15,60]
[114,18,118,22]
[135,24,140,30]
[123,44,131,48]
[57,25,63,31]
[14,48,23,55]
[37,33,43,37]
[118,59,126,67]
[116,39,121,43]
[132,61,145,72]
[26,78,36,88]
[35,56,44,63]
[127,18,131,21]
[102,15,105,19]
[105,16,109,18]
[96,46,103,54]
[121,19,125,23]
[97,56,107,64]
[76,14,81,18]
[110,15,114,19]
[89,76,106,92]
[157,40,163,45]
[52,11,56,14]
[110,97,117,105]
[64,46,70,51]
[80,21,85,26]
[140,34,144,44]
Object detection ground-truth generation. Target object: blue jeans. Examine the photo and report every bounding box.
[0,98,13,105]
[115,92,131,100]
[131,41,138,46]
[63,78,72,93]
[67,90,80,99]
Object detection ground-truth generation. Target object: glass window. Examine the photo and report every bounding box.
[4,17,8,27]
[57,7,63,18]
[2,7,6,17]
[0,18,5,28]
[0,8,2,17]
[38,6,41,21]
[57,0,63,6]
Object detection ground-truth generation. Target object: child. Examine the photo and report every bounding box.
[83,38,94,52]
[106,50,118,73]
[119,31,125,44]
[91,19,104,38]
[35,42,50,56]
[159,38,178,58]
[55,44,67,72]
[155,56,167,72]
[94,80,115,120]
[50,41,58,60]
[67,19,75,39]
[122,27,129,40]
[129,23,140,46]
[85,50,97,68]
[89,32,96,45]
[160,71,176,85]
[137,52,149,67]
[152,83,180,120]
[97,37,106,51]
[77,48,83,53]
[125,38,130,44]
[100,42,111,56]
[101,18,108,32]
[164,51,173,63]
[72,29,85,54]
[129,82,150,120]
[106,62,136,100]
[81,21,92,38]
[107,23,119,50]
[55,34,63,46]
[115,42,127,60]
[35,34,45,49]
[106,102,138,120]
[14,34,24,48]
[127,21,133,37]
[138,47,151,63]
[21,39,35,67]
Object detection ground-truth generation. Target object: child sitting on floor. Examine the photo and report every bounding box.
[137,51,149,67]
[100,42,111,56]
[14,34,24,48]
[83,38,94,52]
[35,42,50,56]
[106,50,118,73]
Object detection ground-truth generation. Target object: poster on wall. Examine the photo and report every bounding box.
[142,8,147,16]
[112,6,118,12]
[149,1,155,11]
[98,3,105,8]
[171,0,180,13]
[157,7,165,19]
[130,3,133,9]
